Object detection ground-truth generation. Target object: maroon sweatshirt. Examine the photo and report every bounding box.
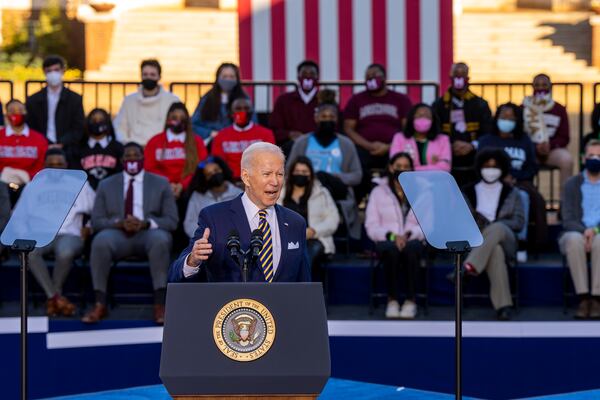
[269,90,318,144]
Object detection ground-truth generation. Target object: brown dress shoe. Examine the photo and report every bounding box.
[82,303,107,324]
[590,299,600,319]
[154,304,165,325]
[575,299,591,319]
[55,296,76,317]
[46,297,58,317]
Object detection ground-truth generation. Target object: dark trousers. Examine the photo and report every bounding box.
[307,239,326,282]
[376,239,424,301]
[356,146,389,204]
[516,180,548,249]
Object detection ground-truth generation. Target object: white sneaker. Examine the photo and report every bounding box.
[385,300,401,318]
[399,300,417,319]
[517,250,528,263]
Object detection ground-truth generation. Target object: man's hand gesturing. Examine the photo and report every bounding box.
[188,228,213,266]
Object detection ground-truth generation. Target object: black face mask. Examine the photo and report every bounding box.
[392,169,404,182]
[89,122,109,137]
[142,79,158,91]
[207,172,225,188]
[291,174,310,187]
[314,120,337,147]
[168,121,187,134]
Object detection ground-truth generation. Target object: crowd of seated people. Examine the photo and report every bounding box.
[0,54,597,324]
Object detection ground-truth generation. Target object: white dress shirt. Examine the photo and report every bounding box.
[183,192,282,278]
[46,87,62,143]
[122,171,158,229]
[6,124,30,137]
[88,136,111,149]
[166,129,185,143]
[58,182,95,236]
[475,181,502,223]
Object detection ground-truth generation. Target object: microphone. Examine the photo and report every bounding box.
[250,229,263,260]
[226,230,241,263]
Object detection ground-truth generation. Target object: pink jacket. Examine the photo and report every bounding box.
[365,177,424,242]
[389,132,451,172]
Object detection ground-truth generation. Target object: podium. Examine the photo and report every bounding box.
[160,282,331,399]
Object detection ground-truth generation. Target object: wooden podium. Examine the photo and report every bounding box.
[160,283,330,399]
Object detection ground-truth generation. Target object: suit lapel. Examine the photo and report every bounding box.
[143,173,150,217]
[273,204,288,282]
[115,174,125,218]
[229,195,252,245]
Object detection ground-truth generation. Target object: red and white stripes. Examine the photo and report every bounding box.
[238,0,453,90]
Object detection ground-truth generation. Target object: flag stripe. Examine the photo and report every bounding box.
[386,0,406,82]
[304,0,320,63]
[338,0,354,106]
[405,0,420,81]
[318,0,339,81]
[238,0,253,80]
[439,0,454,91]
[251,0,273,111]
[420,0,440,103]
[352,0,372,85]
[372,0,386,66]
[285,0,305,81]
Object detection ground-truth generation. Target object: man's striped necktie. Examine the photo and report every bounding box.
[258,210,274,282]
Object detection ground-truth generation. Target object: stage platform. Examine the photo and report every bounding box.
[43,379,600,400]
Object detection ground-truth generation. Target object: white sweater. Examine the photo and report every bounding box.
[113,86,179,145]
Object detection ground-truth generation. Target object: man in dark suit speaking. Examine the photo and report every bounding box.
[169,142,310,282]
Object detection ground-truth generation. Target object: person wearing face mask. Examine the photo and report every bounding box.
[145,102,208,200]
[191,63,256,142]
[559,140,600,319]
[479,103,547,253]
[84,142,179,324]
[344,63,412,203]
[278,156,339,280]
[0,99,48,188]
[461,149,525,321]
[269,60,321,148]
[365,153,425,319]
[287,90,363,240]
[522,73,573,188]
[72,108,124,190]
[389,103,451,171]
[432,62,493,187]
[25,55,84,158]
[211,97,275,179]
[183,156,242,238]
[113,59,180,146]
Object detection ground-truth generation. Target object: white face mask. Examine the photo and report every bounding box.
[46,71,63,87]
[481,167,502,183]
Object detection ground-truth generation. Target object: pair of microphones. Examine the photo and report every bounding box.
[226,229,263,265]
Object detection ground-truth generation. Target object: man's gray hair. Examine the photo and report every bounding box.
[241,142,285,172]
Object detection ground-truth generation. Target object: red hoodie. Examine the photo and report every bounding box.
[211,123,275,178]
[144,130,208,189]
[0,126,48,179]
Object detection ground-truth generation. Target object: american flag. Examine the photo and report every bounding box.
[238,0,453,107]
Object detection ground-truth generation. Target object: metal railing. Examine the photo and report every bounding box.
[0,80,14,102]
[24,80,140,115]
[169,80,440,114]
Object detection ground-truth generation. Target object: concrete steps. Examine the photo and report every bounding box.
[455,11,600,82]
[84,9,238,82]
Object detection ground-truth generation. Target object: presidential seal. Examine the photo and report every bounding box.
[213,299,276,362]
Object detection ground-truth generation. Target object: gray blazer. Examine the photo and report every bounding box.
[287,133,363,186]
[92,171,178,232]
[561,173,587,233]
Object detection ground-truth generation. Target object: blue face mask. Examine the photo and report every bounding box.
[585,157,600,174]
[497,118,516,133]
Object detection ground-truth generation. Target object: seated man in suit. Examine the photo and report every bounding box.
[169,142,310,282]
[82,142,179,324]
